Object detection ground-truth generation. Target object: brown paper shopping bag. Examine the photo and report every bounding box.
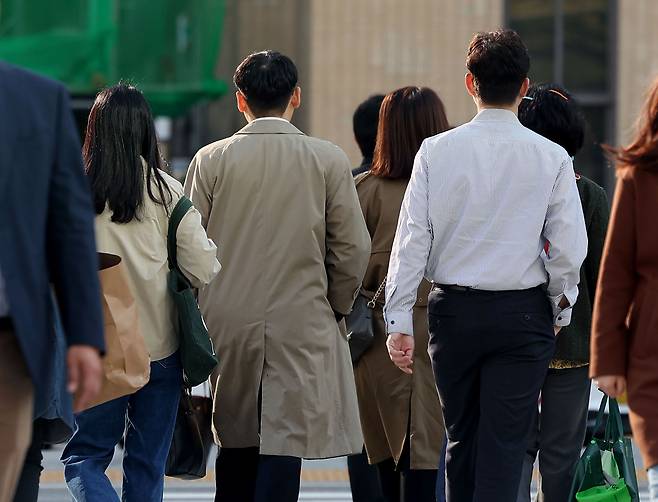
[83,253,150,410]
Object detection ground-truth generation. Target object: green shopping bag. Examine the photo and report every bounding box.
[569,395,639,502]
[167,196,218,387]
[576,479,631,501]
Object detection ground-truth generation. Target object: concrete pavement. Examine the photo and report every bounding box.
[39,444,651,501]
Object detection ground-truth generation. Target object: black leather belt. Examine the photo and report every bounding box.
[0,317,13,331]
[433,284,474,292]
[432,284,500,295]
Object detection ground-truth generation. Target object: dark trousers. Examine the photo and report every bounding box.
[427,286,555,502]
[375,432,438,502]
[215,447,302,502]
[516,366,591,502]
[436,437,447,502]
[13,420,45,502]
[348,448,385,502]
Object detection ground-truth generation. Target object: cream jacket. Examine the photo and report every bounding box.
[95,169,221,361]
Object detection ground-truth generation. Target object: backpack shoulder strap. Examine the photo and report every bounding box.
[167,196,194,270]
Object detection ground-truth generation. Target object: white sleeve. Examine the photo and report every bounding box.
[384,141,433,336]
[542,157,588,326]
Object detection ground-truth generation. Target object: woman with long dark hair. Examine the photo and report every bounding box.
[61,83,220,501]
[591,76,658,502]
[516,84,610,502]
[353,86,449,502]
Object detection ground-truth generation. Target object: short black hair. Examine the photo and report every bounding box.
[466,30,530,105]
[234,50,298,116]
[518,84,585,156]
[353,94,385,159]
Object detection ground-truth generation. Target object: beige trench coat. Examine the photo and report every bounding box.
[354,173,444,469]
[184,118,371,459]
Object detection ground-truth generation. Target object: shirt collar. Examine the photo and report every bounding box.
[250,116,290,124]
[236,117,304,136]
[471,108,520,124]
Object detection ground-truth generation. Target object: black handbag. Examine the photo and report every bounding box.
[165,387,214,479]
[167,196,218,387]
[346,278,386,364]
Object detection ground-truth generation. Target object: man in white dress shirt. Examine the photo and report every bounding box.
[384,30,587,501]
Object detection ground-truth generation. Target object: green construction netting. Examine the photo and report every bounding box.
[0,0,227,115]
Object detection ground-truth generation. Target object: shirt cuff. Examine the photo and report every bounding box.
[553,306,573,327]
[384,310,414,336]
[548,287,577,327]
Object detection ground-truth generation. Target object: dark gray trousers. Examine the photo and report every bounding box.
[516,366,591,502]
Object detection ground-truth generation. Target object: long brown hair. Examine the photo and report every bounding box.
[371,87,449,179]
[605,76,658,170]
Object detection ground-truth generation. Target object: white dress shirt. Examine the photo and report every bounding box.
[385,108,588,336]
[0,268,8,316]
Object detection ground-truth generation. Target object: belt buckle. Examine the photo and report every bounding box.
[431,283,447,293]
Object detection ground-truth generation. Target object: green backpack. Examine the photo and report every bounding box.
[569,394,639,502]
[167,196,218,387]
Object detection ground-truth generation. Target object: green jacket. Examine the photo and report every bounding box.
[552,174,609,367]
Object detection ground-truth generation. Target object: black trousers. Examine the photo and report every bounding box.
[13,420,45,502]
[348,448,385,502]
[215,447,302,502]
[375,435,438,502]
[516,366,591,502]
[427,286,555,502]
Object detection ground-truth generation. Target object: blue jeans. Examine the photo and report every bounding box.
[61,352,182,502]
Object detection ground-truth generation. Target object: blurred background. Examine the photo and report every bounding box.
[2,2,656,499]
[1,1,657,193]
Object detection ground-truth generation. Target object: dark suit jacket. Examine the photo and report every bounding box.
[551,174,609,366]
[0,63,104,404]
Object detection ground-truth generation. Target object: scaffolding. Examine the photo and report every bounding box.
[0,0,227,115]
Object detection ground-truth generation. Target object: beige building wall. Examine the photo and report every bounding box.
[616,0,658,146]
[306,0,504,164]
[205,0,313,144]
[207,0,503,163]
[207,1,658,165]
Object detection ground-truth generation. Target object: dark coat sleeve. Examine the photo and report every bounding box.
[46,86,105,351]
[585,183,610,306]
[590,170,635,378]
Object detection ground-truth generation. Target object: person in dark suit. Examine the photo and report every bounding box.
[0,62,104,501]
[352,94,385,176]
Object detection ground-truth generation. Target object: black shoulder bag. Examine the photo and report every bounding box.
[346,277,386,364]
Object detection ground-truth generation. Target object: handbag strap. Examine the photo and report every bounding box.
[354,172,385,309]
[606,397,625,442]
[354,170,373,187]
[167,196,194,271]
[593,394,625,442]
[592,394,609,439]
[367,276,387,309]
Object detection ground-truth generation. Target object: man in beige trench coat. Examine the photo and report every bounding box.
[185,51,371,502]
